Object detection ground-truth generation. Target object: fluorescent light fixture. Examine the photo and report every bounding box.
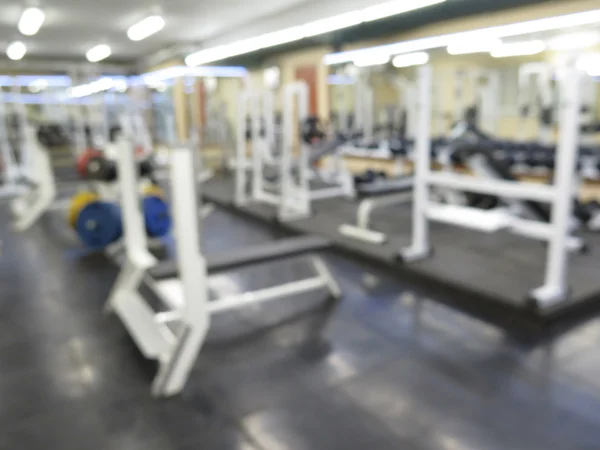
[0,75,72,87]
[576,53,600,74]
[547,31,600,51]
[186,27,305,66]
[362,0,446,22]
[303,12,363,37]
[138,66,247,86]
[6,41,27,61]
[185,0,446,66]
[392,52,429,67]
[490,40,545,58]
[16,75,72,87]
[28,79,48,93]
[86,44,111,62]
[354,54,390,67]
[447,38,502,55]
[263,66,280,89]
[69,77,115,98]
[113,79,128,93]
[127,15,165,41]
[18,7,45,36]
[324,8,600,65]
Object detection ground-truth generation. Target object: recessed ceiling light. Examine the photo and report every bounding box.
[18,7,45,36]
[490,40,546,58]
[86,44,111,62]
[127,15,165,41]
[7,41,27,61]
[392,52,430,67]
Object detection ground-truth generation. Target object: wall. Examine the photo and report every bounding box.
[216,0,600,142]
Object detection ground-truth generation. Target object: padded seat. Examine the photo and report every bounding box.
[148,235,331,280]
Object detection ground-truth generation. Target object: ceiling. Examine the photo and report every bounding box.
[0,0,311,64]
[0,0,554,70]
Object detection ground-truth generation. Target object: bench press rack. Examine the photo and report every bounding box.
[0,92,60,231]
[400,63,584,308]
[236,82,354,221]
[106,120,341,397]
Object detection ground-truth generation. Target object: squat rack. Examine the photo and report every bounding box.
[400,63,583,308]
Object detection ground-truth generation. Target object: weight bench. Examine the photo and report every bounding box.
[107,124,341,397]
[149,235,331,279]
[339,177,413,245]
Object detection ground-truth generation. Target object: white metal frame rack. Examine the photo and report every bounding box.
[0,91,58,231]
[400,64,583,308]
[108,119,341,397]
[236,81,354,221]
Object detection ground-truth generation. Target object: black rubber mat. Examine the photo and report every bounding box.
[202,175,600,337]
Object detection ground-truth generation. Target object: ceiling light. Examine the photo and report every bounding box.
[576,53,600,74]
[303,12,363,37]
[447,38,503,55]
[28,79,48,93]
[185,0,445,67]
[18,7,45,36]
[324,8,600,65]
[6,41,27,61]
[392,52,429,67]
[113,79,128,93]
[263,67,280,89]
[490,40,545,58]
[354,54,390,67]
[86,44,111,62]
[69,77,115,98]
[127,15,165,41]
[547,31,600,51]
[362,0,446,22]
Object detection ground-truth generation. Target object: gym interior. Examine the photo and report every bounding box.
[2,0,600,448]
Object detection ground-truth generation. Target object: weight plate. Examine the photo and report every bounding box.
[67,191,99,229]
[143,196,171,238]
[75,201,122,248]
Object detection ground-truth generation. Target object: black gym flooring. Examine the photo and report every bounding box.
[202,175,600,337]
[3,203,600,449]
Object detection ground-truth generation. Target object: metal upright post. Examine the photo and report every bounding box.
[235,92,249,206]
[153,144,209,396]
[400,65,433,262]
[364,85,374,142]
[117,116,153,264]
[0,92,17,184]
[12,82,32,178]
[532,66,581,307]
[263,89,275,161]
[251,92,264,201]
[297,84,310,213]
[280,82,310,220]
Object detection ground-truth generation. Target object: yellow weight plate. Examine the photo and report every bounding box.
[68,191,100,229]
[143,184,166,199]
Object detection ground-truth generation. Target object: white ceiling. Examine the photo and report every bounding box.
[0,0,313,64]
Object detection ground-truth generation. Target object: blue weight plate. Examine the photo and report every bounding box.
[143,196,171,238]
[76,201,122,249]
